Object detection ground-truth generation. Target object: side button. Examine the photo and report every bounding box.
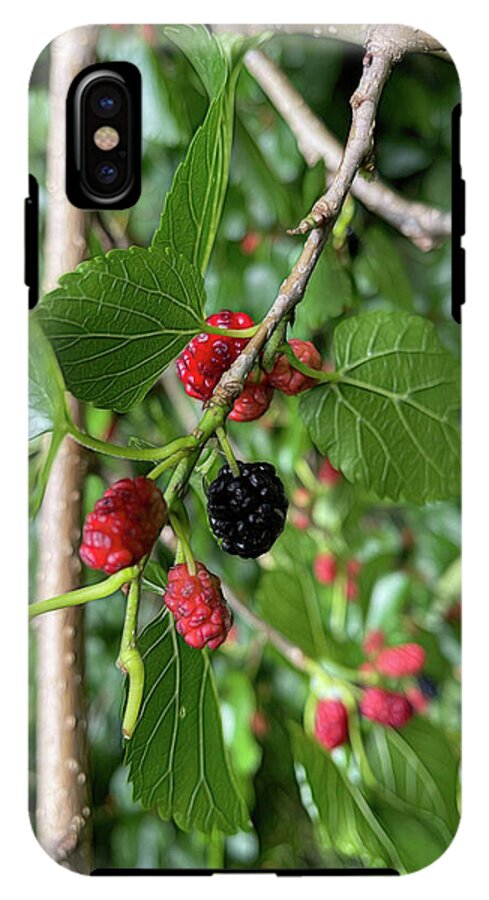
[459,179,465,236]
[25,174,39,309]
[452,247,465,324]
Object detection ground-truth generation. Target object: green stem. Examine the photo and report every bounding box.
[30,428,66,519]
[330,575,348,640]
[346,701,377,788]
[117,577,145,739]
[207,827,225,869]
[170,512,196,575]
[204,324,261,339]
[28,564,140,619]
[261,318,289,372]
[216,427,240,477]
[69,424,197,462]
[279,343,339,384]
[147,448,189,481]
[163,402,228,510]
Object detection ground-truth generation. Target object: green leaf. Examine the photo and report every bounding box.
[29,315,70,517]
[300,312,460,503]
[164,25,228,99]
[291,724,452,873]
[39,247,205,412]
[152,92,233,275]
[353,226,414,310]
[142,560,168,594]
[366,718,459,839]
[29,314,68,439]
[290,725,403,869]
[295,245,353,333]
[152,27,254,274]
[372,799,453,874]
[257,567,329,660]
[219,669,262,792]
[125,612,249,835]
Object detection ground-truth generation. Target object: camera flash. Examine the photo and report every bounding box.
[93,126,120,151]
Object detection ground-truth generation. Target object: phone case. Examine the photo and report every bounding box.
[28,24,462,875]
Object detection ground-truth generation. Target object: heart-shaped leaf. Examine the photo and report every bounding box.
[39,247,205,412]
[300,312,460,503]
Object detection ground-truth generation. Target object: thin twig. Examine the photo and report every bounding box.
[245,49,451,251]
[224,590,308,672]
[212,226,328,406]
[286,31,402,236]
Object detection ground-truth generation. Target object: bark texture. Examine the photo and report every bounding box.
[35,26,97,872]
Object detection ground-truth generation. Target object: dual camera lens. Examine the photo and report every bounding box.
[67,63,141,208]
[88,84,123,188]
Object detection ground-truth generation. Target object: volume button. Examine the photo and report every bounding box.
[25,175,39,309]
[459,178,465,236]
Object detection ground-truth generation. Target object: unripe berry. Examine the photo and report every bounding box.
[363,629,385,657]
[318,458,342,486]
[314,699,349,750]
[229,377,273,422]
[293,487,311,508]
[251,710,269,738]
[346,558,361,601]
[163,562,233,650]
[268,339,322,395]
[240,232,261,255]
[176,310,254,402]
[375,643,425,678]
[360,687,413,728]
[292,511,310,530]
[314,553,337,585]
[80,477,167,575]
[359,661,377,675]
[405,686,429,713]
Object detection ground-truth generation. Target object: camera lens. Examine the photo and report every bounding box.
[90,84,122,118]
[95,161,119,185]
[98,95,115,112]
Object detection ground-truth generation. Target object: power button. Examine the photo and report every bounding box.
[25,174,39,309]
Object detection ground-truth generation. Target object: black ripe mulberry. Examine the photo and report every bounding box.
[206,461,288,558]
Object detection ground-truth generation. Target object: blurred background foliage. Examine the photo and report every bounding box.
[29,25,460,870]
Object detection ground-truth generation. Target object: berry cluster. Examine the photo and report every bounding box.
[360,687,413,728]
[314,631,429,753]
[176,309,323,422]
[362,629,426,677]
[206,461,288,558]
[163,562,233,650]
[176,310,255,402]
[80,477,167,575]
[313,552,362,600]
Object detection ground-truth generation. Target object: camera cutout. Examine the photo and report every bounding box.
[66,62,141,209]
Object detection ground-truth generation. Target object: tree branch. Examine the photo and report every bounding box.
[206,26,450,412]
[217,23,450,59]
[244,48,451,251]
[285,29,407,236]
